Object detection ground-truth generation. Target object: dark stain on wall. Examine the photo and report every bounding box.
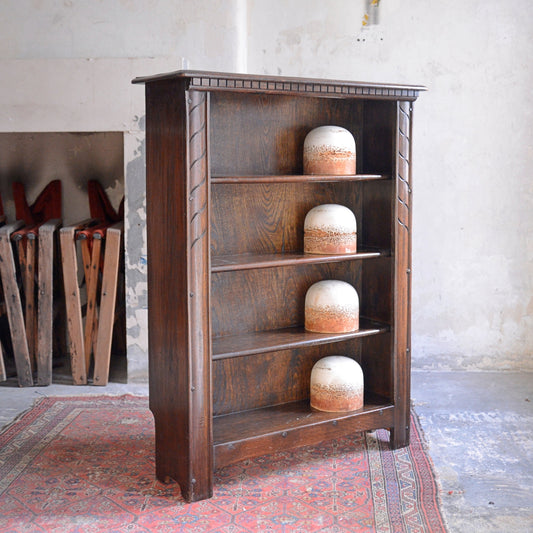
[0,132,124,224]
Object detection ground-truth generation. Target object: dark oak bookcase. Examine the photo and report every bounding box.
[133,71,425,502]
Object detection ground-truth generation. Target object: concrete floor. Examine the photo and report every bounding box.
[411,370,533,533]
[1,370,532,533]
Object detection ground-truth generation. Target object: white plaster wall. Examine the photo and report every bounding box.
[0,0,248,131]
[0,0,247,68]
[246,0,533,370]
[1,0,531,373]
[0,0,248,381]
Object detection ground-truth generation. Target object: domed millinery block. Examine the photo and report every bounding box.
[310,355,364,412]
[304,280,359,333]
[304,204,357,254]
[303,125,356,175]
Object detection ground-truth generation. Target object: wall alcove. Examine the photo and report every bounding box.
[0,131,127,383]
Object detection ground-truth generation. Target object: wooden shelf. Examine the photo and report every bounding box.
[211,173,389,184]
[211,248,388,272]
[213,394,394,468]
[212,318,389,360]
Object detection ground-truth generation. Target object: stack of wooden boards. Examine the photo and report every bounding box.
[0,180,124,387]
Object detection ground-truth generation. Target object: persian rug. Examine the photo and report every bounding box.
[0,395,447,532]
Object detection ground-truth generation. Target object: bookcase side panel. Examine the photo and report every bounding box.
[145,81,213,501]
[391,100,413,448]
[145,79,189,488]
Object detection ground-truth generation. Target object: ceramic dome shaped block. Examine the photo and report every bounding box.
[310,356,364,412]
[304,280,359,333]
[304,204,357,254]
[303,125,356,175]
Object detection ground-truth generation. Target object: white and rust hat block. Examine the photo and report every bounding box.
[304,204,357,254]
[310,355,364,412]
[304,280,359,333]
[303,125,356,175]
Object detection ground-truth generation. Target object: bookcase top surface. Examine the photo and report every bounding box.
[132,70,426,101]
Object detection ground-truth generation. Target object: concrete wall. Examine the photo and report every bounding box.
[1,0,531,374]
[415,1,533,371]
[0,0,247,381]
[246,0,533,371]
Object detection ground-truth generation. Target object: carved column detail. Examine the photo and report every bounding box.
[397,101,411,231]
[185,89,213,500]
[188,91,209,252]
[392,100,413,448]
[189,74,421,100]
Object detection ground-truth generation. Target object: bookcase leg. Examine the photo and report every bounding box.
[153,416,213,502]
[390,421,410,449]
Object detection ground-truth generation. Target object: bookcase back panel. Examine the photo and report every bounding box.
[211,182,363,257]
[212,339,361,416]
[211,262,364,338]
[210,93,366,175]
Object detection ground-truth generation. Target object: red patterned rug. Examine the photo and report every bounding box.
[0,395,447,532]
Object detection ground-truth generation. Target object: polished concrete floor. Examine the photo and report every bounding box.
[1,369,532,533]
